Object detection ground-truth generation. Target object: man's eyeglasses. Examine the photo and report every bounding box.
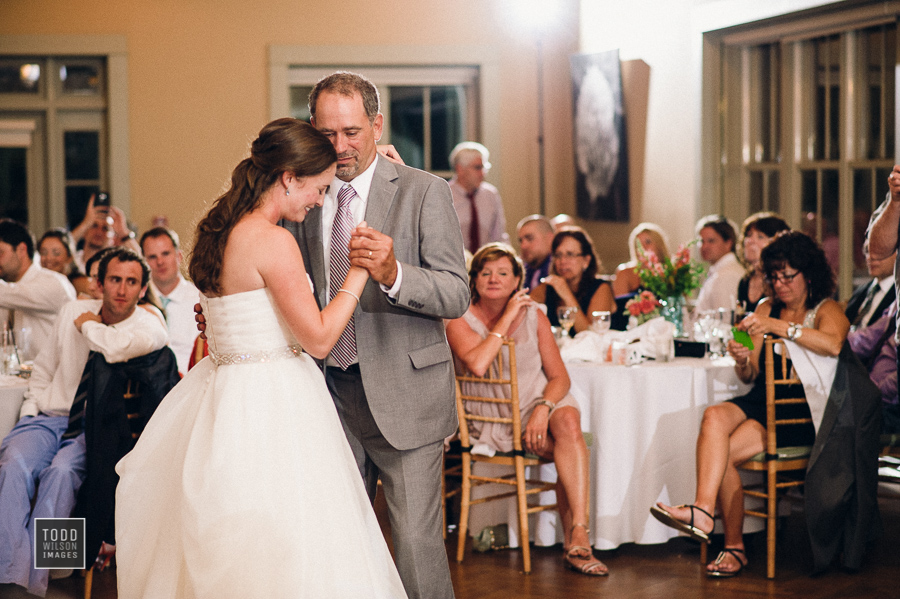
[765,271,801,285]
[553,252,584,261]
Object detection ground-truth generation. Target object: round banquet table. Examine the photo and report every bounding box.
[464,356,752,550]
[0,375,29,441]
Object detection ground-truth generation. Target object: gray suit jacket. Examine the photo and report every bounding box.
[282,158,470,450]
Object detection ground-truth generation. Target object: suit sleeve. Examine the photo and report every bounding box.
[391,176,470,320]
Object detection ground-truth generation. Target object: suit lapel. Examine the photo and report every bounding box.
[364,158,399,232]
[305,209,327,306]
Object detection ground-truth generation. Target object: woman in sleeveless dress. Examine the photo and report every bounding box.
[529,227,616,337]
[650,231,849,577]
[114,118,407,598]
[446,243,606,576]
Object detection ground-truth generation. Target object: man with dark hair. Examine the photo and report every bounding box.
[517,214,555,290]
[0,219,76,361]
[846,241,896,332]
[283,70,469,599]
[141,227,200,373]
[0,247,168,596]
[694,215,743,312]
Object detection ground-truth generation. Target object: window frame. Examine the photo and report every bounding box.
[0,35,130,231]
[268,45,501,185]
[702,2,900,298]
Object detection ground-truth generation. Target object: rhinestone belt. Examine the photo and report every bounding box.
[209,343,303,366]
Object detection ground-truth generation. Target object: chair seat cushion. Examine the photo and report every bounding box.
[746,445,812,462]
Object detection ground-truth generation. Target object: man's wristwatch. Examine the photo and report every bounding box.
[120,230,136,243]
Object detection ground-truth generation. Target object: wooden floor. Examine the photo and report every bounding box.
[11,486,899,599]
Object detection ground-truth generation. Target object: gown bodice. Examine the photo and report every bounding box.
[199,288,300,360]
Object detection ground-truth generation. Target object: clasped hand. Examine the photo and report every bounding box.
[349,224,397,287]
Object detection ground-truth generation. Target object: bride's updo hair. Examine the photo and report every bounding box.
[190,118,336,295]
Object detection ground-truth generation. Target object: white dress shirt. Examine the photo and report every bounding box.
[0,263,77,362]
[19,299,170,418]
[858,276,894,328]
[322,155,403,299]
[156,275,201,374]
[695,252,745,312]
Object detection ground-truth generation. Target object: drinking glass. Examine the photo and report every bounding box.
[591,310,611,334]
[557,306,578,337]
[694,310,718,356]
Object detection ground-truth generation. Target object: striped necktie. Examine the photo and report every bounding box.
[329,184,358,370]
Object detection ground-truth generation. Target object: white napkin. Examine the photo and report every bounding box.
[471,443,497,457]
[559,330,606,363]
[781,340,838,434]
[638,318,676,360]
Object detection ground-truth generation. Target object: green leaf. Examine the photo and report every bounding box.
[732,327,754,350]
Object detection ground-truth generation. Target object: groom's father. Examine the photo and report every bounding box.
[282,72,468,599]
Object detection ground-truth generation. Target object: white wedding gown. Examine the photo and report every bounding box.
[115,288,407,598]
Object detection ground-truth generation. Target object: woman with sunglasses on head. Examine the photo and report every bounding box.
[530,227,616,336]
[650,230,848,577]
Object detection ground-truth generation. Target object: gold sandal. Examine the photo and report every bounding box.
[563,524,608,577]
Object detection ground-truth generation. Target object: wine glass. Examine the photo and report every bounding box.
[557,306,578,337]
[591,310,611,334]
[694,310,718,356]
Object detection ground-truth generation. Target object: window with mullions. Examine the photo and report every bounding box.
[288,66,477,178]
[711,15,897,297]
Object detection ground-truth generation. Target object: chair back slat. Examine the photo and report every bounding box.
[456,340,525,453]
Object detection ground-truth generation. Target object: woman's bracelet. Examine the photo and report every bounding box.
[489,332,505,341]
[536,399,555,414]
[337,289,360,304]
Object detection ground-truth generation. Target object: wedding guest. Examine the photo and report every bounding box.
[848,302,899,433]
[694,215,744,312]
[735,213,790,314]
[0,248,168,596]
[612,222,671,297]
[449,141,509,253]
[845,241,896,332]
[530,227,616,336]
[651,231,847,577]
[550,213,576,231]
[140,227,201,374]
[37,228,90,296]
[70,194,141,272]
[516,214,554,291]
[867,165,900,350]
[446,243,606,576]
[83,249,166,327]
[0,220,77,361]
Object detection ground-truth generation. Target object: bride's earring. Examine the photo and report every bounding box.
[285,188,290,196]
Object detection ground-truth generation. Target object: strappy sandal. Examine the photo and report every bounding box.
[649,504,713,544]
[563,524,608,577]
[707,547,746,578]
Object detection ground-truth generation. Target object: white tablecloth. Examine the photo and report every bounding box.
[0,376,29,441]
[466,356,751,550]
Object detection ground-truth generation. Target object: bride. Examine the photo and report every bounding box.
[115,118,407,598]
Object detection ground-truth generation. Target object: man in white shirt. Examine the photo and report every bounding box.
[448,141,509,253]
[141,227,201,374]
[0,219,77,362]
[0,247,168,596]
[694,215,744,312]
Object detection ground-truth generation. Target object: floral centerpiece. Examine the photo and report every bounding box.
[634,243,705,336]
[625,290,662,326]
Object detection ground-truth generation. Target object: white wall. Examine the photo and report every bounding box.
[578,0,839,249]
